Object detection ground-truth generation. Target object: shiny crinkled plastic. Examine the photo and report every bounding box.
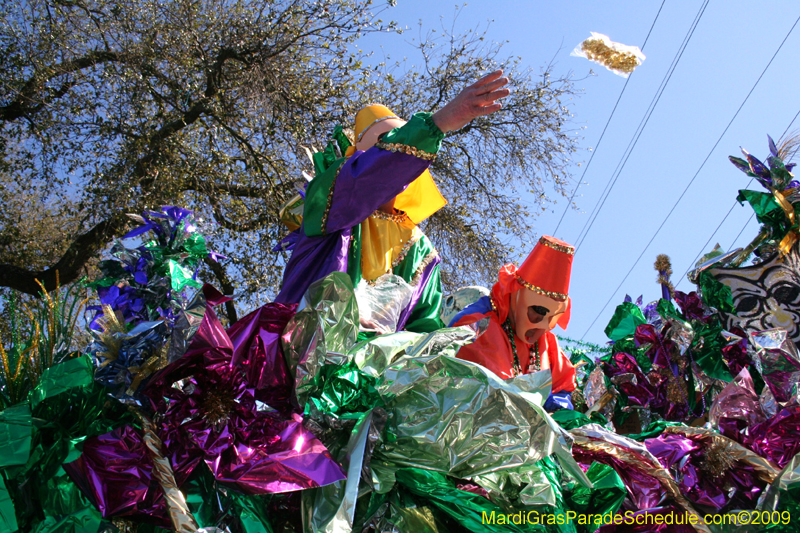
[285,273,590,532]
[354,274,414,334]
[751,328,800,404]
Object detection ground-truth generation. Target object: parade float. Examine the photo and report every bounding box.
[2,138,800,533]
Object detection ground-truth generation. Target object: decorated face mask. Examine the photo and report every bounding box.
[512,289,569,345]
[710,244,800,345]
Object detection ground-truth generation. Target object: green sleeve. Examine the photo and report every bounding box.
[377,112,444,155]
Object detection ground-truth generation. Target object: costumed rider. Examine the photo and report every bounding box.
[275,70,510,333]
[449,236,578,408]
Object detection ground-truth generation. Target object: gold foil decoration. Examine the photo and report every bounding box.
[126,343,169,396]
[130,408,198,533]
[572,33,645,78]
[94,303,126,368]
[773,188,798,256]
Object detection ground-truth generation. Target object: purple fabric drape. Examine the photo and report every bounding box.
[276,146,434,305]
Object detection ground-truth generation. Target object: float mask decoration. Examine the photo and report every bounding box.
[706,137,800,345]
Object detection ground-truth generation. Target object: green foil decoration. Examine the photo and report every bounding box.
[395,468,537,533]
[0,478,17,533]
[691,317,732,382]
[0,355,133,533]
[286,273,591,532]
[551,410,592,431]
[564,463,626,533]
[28,354,94,409]
[697,271,736,315]
[604,302,646,341]
[0,403,32,468]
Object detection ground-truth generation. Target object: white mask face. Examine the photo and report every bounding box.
[512,289,568,345]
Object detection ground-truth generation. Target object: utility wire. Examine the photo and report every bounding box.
[675,105,800,288]
[728,213,756,251]
[552,0,666,236]
[581,12,800,340]
[574,0,709,251]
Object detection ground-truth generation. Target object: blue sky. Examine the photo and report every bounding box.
[357,0,800,344]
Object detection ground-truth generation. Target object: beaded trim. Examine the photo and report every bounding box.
[500,317,540,376]
[375,141,437,161]
[515,274,568,301]
[320,159,347,235]
[357,115,401,143]
[371,209,410,224]
[539,236,575,255]
[410,250,438,286]
[392,231,422,269]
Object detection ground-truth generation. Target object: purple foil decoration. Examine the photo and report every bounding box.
[709,359,800,468]
[635,324,676,371]
[64,425,170,526]
[66,292,345,523]
[646,433,765,512]
[721,328,751,378]
[572,446,664,512]
[142,295,345,494]
[749,401,800,468]
[603,352,655,408]
[673,291,708,323]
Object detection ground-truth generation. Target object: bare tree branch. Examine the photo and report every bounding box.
[0,215,127,295]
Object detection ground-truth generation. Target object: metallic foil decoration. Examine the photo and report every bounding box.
[132,409,198,533]
[372,329,588,484]
[583,366,608,409]
[761,385,779,418]
[665,318,695,357]
[663,426,781,485]
[569,424,712,533]
[708,366,766,434]
[286,273,592,532]
[751,328,800,403]
[283,272,360,408]
[687,247,741,284]
[759,451,800,513]
[166,288,207,364]
[302,408,380,533]
[648,427,778,512]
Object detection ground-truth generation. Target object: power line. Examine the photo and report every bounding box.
[580,12,800,340]
[552,0,666,236]
[674,105,800,288]
[728,212,756,251]
[574,0,709,251]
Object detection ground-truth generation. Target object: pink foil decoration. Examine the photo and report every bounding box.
[709,367,766,440]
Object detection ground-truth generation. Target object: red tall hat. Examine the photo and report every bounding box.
[516,236,575,302]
